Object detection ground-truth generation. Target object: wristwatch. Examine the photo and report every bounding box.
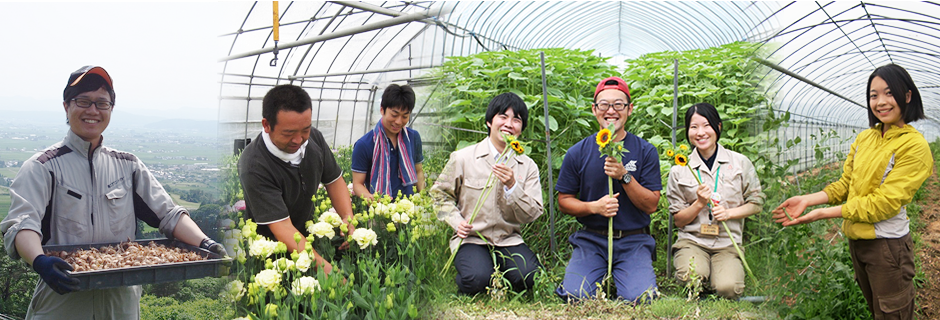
[620,172,632,184]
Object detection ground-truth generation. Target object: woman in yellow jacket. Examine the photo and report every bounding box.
[773,64,933,320]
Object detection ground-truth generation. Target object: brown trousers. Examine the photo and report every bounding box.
[849,233,915,320]
[672,239,745,299]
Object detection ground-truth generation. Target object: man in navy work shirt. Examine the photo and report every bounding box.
[351,84,425,200]
[555,76,662,303]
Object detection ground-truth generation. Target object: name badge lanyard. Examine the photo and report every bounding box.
[696,164,721,223]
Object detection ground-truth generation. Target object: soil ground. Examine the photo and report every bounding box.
[915,171,940,318]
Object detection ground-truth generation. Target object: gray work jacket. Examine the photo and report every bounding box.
[1,130,187,320]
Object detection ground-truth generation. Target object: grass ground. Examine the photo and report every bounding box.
[424,149,940,319]
[168,192,200,211]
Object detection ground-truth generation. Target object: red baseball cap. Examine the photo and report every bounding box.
[594,76,631,101]
[63,66,113,101]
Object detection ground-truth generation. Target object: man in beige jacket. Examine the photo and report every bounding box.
[432,92,543,294]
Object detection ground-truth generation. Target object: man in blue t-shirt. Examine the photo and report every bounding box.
[351,84,425,200]
[555,76,662,303]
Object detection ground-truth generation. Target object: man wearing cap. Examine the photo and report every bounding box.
[238,84,355,274]
[0,66,225,319]
[554,76,662,302]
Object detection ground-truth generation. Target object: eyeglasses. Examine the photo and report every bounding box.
[70,98,113,110]
[593,101,628,111]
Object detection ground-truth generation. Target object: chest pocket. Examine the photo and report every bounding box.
[718,170,744,206]
[53,180,89,238]
[106,187,135,238]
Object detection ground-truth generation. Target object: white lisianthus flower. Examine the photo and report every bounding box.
[308,221,336,239]
[248,238,278,258]
[351,228,378,249]
[399,212,411,224]
[274,257,295,274]
[397,199,415,215]
[391,213,402,224]
[291,276,320,296]
[223,280,245,302]
[318,211,343,228]
[254,269,282,292]
[295,251,312,272]
[373,203,387,217]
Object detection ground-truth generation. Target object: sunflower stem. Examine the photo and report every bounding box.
[441,145,513,275]
[684,162,754,280]
[607,176,613,294]
[720,220,755,279]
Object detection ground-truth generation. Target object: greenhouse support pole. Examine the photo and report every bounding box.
[667,58,678,279]
[221,7,452,62]
[540,51,556,252]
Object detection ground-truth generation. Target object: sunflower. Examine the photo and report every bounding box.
[675,154,689,166]
[596,128,612,149]
[665,149,675,157]
[679,144,689,151]
[510,140,524,154]
[616,144,624,152]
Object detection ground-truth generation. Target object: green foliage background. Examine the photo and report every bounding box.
[429,43,885,319]
[433,43,779,259]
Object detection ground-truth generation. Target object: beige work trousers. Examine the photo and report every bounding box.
[672,239,745,299]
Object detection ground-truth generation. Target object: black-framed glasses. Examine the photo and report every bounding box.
[70,98,113,110]
[593,101,628,111]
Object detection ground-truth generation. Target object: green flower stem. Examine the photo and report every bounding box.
[720,220,755,279]
[684,164,754,280]
[606,176,613,293]
[441,146,513,275]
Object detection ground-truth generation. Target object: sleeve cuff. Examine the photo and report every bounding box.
[503,183,516,198]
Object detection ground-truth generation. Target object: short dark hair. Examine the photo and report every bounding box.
[684,102,722,145]
[866,64,924,128]
[380,84,416,113]
[485,92,529,132]
[64,74,115,104]
[262,84,312,130]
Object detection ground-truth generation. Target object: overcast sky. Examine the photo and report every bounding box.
[0,2,231,122]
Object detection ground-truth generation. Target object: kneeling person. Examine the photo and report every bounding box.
[432,92,543,294]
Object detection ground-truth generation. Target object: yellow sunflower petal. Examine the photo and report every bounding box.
[510,141,524,154]
[679,144,689,151]
[675,154,688,166]
[596,128,611,149]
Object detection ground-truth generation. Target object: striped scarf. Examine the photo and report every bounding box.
[370,121,418,196]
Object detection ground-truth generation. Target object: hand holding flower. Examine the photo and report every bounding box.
[695,184,712,207]
[492,163,516,189]
[603,156,627,180]
[455,220,472,239]
[712,205,730,221]
[593,193,620,218]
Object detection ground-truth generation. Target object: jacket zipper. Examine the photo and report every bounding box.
[88,147,96,228]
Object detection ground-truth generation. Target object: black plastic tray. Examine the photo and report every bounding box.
[42,239,231,291]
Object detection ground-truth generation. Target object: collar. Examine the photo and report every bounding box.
[876,123,916,140]
[474,138,521,166]
[487,138,502,161]
[65,130,100,159]
[261,131,307,165]
[688,144,731,172]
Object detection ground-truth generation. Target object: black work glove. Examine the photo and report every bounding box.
[199,238,227,257]
[32,254,80,295]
